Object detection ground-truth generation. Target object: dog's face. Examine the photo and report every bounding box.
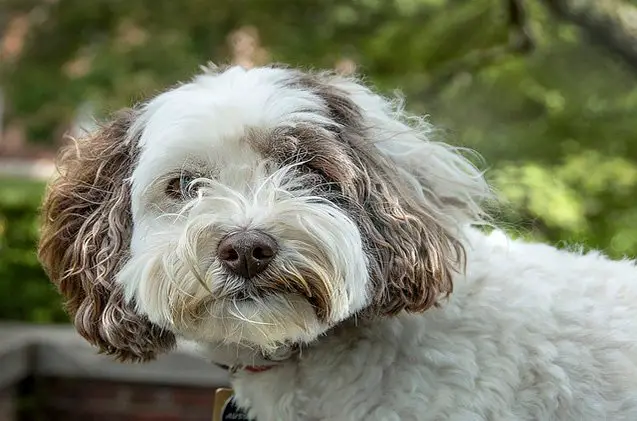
[38,65,489,361]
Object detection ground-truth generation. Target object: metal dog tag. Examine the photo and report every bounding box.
[213,388,250,421]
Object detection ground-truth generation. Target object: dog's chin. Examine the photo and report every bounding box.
[173,293,329,352]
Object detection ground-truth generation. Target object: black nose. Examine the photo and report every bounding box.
[217,230,278,279]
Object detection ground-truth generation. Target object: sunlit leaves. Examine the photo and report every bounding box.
[491,151,637,258]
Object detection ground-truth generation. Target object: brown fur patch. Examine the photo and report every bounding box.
[283,71,464,316]
[38,109,175,362]
[254,265,334,322]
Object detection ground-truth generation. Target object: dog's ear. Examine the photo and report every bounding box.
[38,109,176,362]
[308,74,491,315]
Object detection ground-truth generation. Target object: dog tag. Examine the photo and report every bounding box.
[213,388,250,421]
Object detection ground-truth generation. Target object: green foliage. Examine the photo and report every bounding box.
[427,21,637,258]
[0,178,66,323]
[1,0,637,321]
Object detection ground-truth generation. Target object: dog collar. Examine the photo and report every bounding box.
[212,343,299,374]
[214,362,277,374]
[239,364,276,373]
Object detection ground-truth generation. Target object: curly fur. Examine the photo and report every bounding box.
[38,109,175,362]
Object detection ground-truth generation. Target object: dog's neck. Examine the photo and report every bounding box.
[210,343,300,374]
[196,316,366,373]
[195,338,301,373]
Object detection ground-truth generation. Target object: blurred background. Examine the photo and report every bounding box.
[4,0,637,325]
[0,0,637,322]
[0,0,636,418]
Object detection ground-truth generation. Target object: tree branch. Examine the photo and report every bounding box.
[540,0,637,71]
[419,0,534,99]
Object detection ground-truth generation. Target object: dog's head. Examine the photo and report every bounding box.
[38,65,490,361]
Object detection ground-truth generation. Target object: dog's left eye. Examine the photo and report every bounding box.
[165,173,197,200]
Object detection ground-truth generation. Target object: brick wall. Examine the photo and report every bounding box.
[0,386,15,421]
[1,324,228,421]
[36,378,217,421]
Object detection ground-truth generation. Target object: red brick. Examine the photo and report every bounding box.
[171,386,216,408]
[77,379,127,401]
[46,409,130,421]
[41,378,123,401]
[37,377,217,421]
[130,413,182,421]
[84,380,129,401]
[130,384,175,405]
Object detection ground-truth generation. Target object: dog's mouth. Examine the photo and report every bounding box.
[222,285,279,301]
[177,269,333,328]
[244,271,333,321]
[171,287,330,351]
[171,257,335,329]
[225,288,327,318]
[220,282,329,319]
[213,265,299,299]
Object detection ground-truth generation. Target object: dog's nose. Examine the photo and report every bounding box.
[217,230,278,279]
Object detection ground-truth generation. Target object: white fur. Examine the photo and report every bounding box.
[222,228,637,420]
[118,65,637,420]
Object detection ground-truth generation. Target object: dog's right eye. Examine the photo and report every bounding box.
[165,173,196,200]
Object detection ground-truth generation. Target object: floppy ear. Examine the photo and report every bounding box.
[309,74,491,315]
[38,109,176,362]
[354,137,483,316]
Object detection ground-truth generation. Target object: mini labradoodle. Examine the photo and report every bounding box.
[39,64,637,420]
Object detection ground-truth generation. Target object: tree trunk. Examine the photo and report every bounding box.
[541,0,637,71]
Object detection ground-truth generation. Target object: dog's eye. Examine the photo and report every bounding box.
[300,161,330,181]
[298,164,343,199]
[165,173,197,200]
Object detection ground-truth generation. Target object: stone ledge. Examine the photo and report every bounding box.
[0,323,229,388]
[0,158,55,180]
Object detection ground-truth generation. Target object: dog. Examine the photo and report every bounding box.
[38,64,637,420]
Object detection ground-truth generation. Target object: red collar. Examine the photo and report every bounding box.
[242,365,275,373]
[214,362,276,374]
[212,344,298,374]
